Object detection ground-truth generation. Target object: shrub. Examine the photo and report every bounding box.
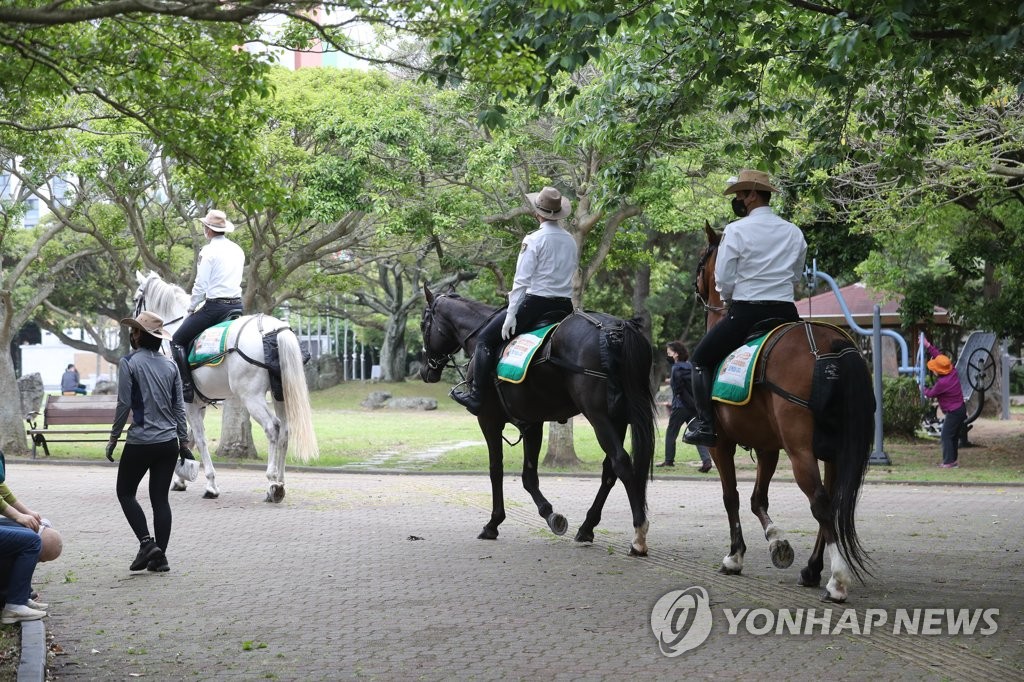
[882,376,927,437]
[1010,365,1024,395]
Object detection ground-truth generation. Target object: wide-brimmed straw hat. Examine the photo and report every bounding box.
[723,169,780,196]
[199,209,235,233]
[119,311,173,341]
[526,186,572,221]
[927,354,954,376]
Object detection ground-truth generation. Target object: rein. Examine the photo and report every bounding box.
[694,243,728,316]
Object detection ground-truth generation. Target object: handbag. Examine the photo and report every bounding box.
[174,455,200,482]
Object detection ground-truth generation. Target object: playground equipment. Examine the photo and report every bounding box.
[955,332,998,447]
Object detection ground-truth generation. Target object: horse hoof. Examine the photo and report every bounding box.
[202,490,219,499]
[574,529,595,544]
[820,589,847,604]
[171,482,187,492]
[628,544,648,557]
[266,485,285,503]
[719,564,742,575]
[546,513,568,536]
[769,539,794,569]
[478,528,499,540]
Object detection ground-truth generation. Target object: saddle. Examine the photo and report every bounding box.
[496,323,560,383]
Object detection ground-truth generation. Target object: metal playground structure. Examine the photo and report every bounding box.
[805,263,1003,464]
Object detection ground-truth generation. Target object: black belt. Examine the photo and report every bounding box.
[208,297,242,304]
[525,294,572,302]
[732,300,791,306]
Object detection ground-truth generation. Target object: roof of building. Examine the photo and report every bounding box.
[794,282,949,326]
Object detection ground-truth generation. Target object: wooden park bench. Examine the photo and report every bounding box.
[25,394,118,459]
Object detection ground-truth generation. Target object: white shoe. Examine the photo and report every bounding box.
[1,603,47,624]
[27,598,48,610]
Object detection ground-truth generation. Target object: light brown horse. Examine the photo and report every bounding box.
[695,223,875,602]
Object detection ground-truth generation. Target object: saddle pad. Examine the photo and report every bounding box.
[497,324,558,384]
[711,332,771,406]
[188,320,234,367]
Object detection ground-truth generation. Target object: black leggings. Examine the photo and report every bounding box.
[116,439,177,552]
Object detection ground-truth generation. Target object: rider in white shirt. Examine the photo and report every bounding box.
[452,187,578,415]
[170,209,245,402]
[683,170,807,446]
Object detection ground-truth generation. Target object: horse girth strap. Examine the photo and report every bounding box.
[540,309,629,381]
[544,356,608,380]
[756,321,858,411]
[223,314,291,371]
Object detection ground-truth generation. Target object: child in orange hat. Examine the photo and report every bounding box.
[922,337,966,468]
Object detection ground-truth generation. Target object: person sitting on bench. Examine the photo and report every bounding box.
[60,364,87,396]
[170,209,245,403]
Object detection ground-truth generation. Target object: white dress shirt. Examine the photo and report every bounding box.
[715,206,807,302]
[190,235,245,310]
[507,221,578,315]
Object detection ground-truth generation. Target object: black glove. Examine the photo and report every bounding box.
[105,439,117,462]
[178,444,195,461]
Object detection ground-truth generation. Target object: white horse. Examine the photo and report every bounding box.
[133,271,318,502]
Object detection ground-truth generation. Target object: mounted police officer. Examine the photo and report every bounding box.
[683,170,807,446]
[171,209,245,403]
[451,186,579,415]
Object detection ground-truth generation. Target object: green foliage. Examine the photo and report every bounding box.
[882,376,927,438]
[1010,365,1024,395]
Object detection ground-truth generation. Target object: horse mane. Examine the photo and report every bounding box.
[146,273,189,316]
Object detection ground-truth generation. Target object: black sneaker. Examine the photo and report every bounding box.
[147,554,170,572]
[655,461,675,468]
[130,540,163,571]
[698,462,713,473]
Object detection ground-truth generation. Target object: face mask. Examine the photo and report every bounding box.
[667,355,675,364]
[129,331,139,350]
[731,197,748,218]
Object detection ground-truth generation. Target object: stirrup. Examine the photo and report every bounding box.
[683,421,717,447]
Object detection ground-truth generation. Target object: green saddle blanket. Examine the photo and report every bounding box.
[188,320,234,367]
[711,331,772,406]
[496,324,559,384]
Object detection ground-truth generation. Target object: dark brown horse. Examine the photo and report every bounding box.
[695,224,875,601]
[419,286,656,555]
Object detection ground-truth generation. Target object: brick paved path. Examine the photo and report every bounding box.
[14,462,1022,681]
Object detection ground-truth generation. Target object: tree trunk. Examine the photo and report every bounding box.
[0,349,28,455]
[543,419,581,467]
[216,396,257,459]
[379,313,408,382]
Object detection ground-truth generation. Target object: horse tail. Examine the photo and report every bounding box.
[827,338,874,582]
[277,329,319,463]
[620,320,656,508]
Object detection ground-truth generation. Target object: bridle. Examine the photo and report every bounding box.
[421,293,502,379]
[694,243,727,316]
[133,275,185,326]
[420,295,464,377]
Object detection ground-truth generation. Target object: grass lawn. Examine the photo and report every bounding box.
[23,382,1024,484]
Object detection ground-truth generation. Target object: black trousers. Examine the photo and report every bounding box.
[171,299,243,349]
[691,301,800,369]
[472,294,573,391]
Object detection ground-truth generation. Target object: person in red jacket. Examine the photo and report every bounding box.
[922,337,966,468]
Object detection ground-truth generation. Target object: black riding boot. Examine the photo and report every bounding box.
[451,346,493,416]
[171,343,194,404]
[683,365,717,446]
